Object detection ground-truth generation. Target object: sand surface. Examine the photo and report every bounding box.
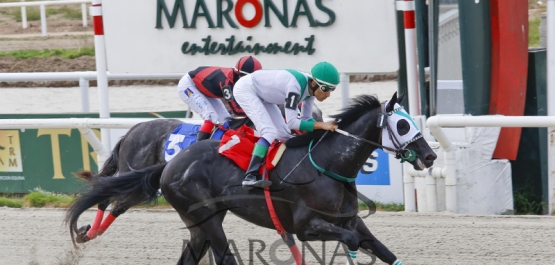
[1,207,554,265]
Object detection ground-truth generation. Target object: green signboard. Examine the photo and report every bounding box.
[0,111,188,194]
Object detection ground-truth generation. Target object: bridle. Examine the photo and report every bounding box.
[334,103,423,163]
[280,103,423,184]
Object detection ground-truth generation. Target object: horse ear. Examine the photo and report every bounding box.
[386,92,398,112]
[397,92,405,104]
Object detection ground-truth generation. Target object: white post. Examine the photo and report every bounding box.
[403,163,416,212]
[547,0,555,215]
[425,174,438,212]
[40,4,47,37]
[81,3,88,27]
[20,0,27,29]
[340,73,349,109]
[79,77,90,112]
[396,0,420,116]
[90,0,111,168]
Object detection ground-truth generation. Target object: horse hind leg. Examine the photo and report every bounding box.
[173,207,237,265]
[179,227,212,265]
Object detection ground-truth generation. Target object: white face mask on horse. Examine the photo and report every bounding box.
[380,101,423,162]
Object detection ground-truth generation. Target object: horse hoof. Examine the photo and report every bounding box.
[75,225,91,243]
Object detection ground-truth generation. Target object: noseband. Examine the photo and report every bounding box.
[335,103,422,163]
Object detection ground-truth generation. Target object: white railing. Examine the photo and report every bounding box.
[0,118,202,169]
[0,71,184,113]
[0,0,92,37]
[420,115,555,214]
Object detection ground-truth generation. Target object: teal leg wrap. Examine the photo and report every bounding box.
[393,259,404,265]
[348,250,357,259]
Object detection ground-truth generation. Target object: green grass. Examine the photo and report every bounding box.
[359,200,405,212]
[24,188,74,208]
[0,197,24,208]
[0,48,94,59]
[0,187,170,209]
[1,3,85,22]
[513,188,546,215]
[529,17,541,47]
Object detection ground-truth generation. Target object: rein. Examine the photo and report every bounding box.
[307,105,422,183]
[283,104,423,184]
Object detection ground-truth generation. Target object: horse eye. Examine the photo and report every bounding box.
[397,119,410,136]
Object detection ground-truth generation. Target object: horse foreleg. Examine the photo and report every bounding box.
[349,216,401,265]
[280,232,304,265]
[297,217,359,251]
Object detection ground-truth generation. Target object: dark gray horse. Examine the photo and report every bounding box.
[73,104,323,243]
[66,93,436,265]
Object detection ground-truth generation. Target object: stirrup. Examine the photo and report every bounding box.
[242,175,272,189]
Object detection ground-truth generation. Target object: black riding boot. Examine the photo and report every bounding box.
[196,131,211,142]
[242,155,272,189]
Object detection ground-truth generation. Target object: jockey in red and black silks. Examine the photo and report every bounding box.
[188,66,246,115]
[177,56,262,141]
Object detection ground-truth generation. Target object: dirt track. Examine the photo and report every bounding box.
[1,207,554,265]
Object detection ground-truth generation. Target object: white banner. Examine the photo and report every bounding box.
[102,0,399,74]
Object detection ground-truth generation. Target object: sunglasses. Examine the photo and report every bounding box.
[314,79,336,93]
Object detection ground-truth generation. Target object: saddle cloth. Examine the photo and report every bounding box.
[218,124,286,174]
[163,123,226,162]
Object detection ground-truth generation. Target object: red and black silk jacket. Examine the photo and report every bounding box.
[188,66,245,116]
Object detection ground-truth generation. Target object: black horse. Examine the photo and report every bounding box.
[66,93,436,265]
[73,104,323,243]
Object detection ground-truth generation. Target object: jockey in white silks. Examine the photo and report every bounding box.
[233,61,340,189]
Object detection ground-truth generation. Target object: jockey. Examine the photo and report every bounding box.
[233,61,340,189]
[177,56,262,141]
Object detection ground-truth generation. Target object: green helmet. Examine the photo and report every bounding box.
[309,61,340,88]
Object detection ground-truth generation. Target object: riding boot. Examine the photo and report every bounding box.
[242,141,272,189]
[196,120,214,142]
[195,131,211,142]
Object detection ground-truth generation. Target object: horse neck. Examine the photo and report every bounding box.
[318,111,381,178]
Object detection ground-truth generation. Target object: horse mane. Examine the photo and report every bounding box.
[285,94,381,148]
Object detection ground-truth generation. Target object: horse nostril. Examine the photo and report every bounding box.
[426,154,437,161]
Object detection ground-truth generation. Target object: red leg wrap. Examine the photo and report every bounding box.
[87,209,104,239]
[199,120,215,134]
[97,213,116,236]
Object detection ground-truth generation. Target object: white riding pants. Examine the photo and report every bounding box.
[177,74,230,124]
[233,76,292,143]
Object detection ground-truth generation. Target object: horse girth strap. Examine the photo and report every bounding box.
[308,140,357,183]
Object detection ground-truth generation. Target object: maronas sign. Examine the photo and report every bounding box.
[156,0,335,29]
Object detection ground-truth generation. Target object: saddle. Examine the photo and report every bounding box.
[218,125,286,175]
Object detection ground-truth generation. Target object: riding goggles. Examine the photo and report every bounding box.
[234,68,251,76]
[313,78,336,93]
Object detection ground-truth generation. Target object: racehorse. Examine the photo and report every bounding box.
[66,93,436,265]
[72,104,323,243]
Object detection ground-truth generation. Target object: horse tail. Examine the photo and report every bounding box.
[97,135,124,176]
[72,136,125,183]
[65,163,167,246]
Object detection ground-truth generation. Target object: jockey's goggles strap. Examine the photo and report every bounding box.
[313,78,336,92]
[234,68,250,76]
